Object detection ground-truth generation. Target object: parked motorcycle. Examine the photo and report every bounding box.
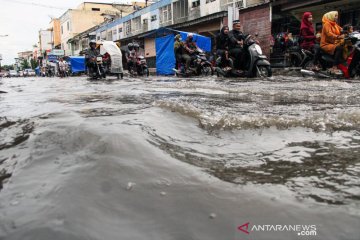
[174,48,214,77]
[301,31,360,78]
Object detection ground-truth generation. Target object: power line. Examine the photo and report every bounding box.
[1,0,67,10]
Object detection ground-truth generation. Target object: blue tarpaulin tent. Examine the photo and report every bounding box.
[155,35,176,75]
[150,28,211,75]
[68,56,85,73]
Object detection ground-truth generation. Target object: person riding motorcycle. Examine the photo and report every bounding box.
[299,12,321,70]
[182,33,198,72]
[216,26,230,57]
[320,11,344,75]
[126,43,135,71]
[229,20,245,69]
[174,34,184,70]
[85,40,101,74]
[58,58,67,77]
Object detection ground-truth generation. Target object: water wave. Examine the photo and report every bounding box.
[155,100,360,131]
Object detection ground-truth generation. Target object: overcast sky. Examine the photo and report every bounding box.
[0,0,138,65]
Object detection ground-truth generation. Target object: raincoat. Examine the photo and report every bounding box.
[320,11,342,55]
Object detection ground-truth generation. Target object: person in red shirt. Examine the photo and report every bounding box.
[300,12,321,70]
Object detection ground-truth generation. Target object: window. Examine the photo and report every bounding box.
[206,0,216,3]
[92,8,100,11]
[125,20,131,35]
[67,21,70,31]
[96,36,100,41]
[118,27,123,33]
[112,30,117,35]
[159,4,172,24]
[173,0,188,19]
[132,17,141,31]
[192,0,200,8]
[143,19,148,24]
[101,31,107,40]
[151,15,157,22]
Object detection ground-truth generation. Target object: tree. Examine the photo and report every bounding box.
[30,58,38,69]
[21,59,30,69]
[2,65,14,71]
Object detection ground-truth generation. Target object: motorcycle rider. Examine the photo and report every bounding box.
[229,20,245,70]
[299,12,321,70]
[182,33,198,72]
[216,26,230,57]
[58,58,67,77]
[126,43,135,71]
[85,40,101,75]
[320,11,344,75]
[174,34,184,70]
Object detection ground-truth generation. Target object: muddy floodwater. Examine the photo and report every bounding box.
[0,75,359,240]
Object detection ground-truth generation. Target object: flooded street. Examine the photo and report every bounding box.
[0,75,359,240]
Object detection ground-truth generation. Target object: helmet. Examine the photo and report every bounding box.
[89,40,96,47]
[188,33,194,38]
[127,43,134,51]
[133,43,139,50]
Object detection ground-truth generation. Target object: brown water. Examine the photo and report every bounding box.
[0,76,359,240]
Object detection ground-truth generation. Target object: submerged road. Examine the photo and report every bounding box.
[0,75,359,240]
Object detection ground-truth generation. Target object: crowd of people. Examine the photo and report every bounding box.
[181,10,357,77]
[288,10,356,74]
[173,20,248,76]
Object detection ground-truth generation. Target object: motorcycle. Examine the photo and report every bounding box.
[129,54,149,77]
[286,45,315,69]
[46,66,55,77]
[58,63,69,78]
[241,34,272,78]
[174,48,214,77]
[301,31,360,78]
[88,55,106,80]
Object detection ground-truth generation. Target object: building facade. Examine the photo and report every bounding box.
[49,18,61,49]
[59,2,134,55]
[39,30,53,55]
